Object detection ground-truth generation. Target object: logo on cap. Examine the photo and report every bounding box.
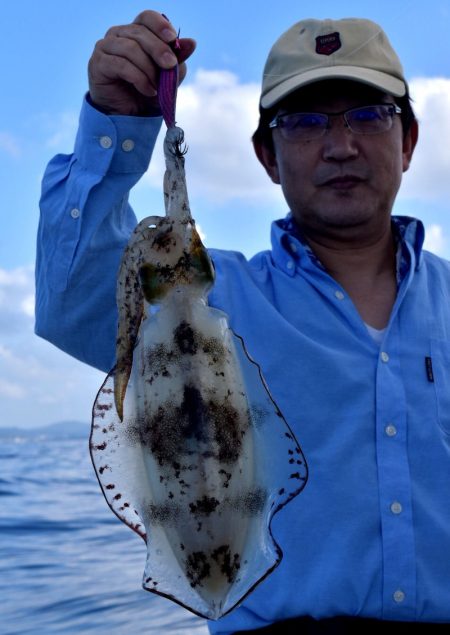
[316,32,341,55]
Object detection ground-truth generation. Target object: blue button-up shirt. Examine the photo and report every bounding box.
[35,98,450,633]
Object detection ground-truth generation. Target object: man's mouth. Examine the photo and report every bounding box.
[321,175,364,189]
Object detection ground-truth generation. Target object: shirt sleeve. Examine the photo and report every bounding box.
[34,95,163,372]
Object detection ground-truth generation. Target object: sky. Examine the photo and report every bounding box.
[1,0,450,428]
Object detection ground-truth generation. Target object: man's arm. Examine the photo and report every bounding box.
[34,10,196,372]
[35,98,162,371]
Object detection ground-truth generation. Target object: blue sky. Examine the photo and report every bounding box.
[2,0,450,428]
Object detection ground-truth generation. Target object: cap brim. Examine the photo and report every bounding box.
[261,66,406,108]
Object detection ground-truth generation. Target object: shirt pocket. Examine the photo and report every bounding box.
[430,339,450,436]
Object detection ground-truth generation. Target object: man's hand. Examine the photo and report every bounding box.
[88,10,196,116]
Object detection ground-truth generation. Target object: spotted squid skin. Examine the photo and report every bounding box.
[91,119,308,619]
[114,125,207,421]
[114,213,213,421]
[91,297,307,619]
[130,294,260,611]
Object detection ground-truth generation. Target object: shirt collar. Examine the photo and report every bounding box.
[271,213,425,282]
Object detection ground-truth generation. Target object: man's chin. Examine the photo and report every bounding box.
[316,207,374,231]
[294,210,379,244]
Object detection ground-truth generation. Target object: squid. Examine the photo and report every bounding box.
[90,48,307,620]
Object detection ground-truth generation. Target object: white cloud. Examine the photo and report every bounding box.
[28,110,79,152]
[400,77,450,201]
[196,223,206,242]
[423,223,447,256]
[21,294,35,317]
[141,69,283,206]
[0,266,35,334]
[0,266,32,287]
[45,111,79,149]
[142,71,450,210]
[0,266,104,428]
[0,131,21,158]
[0,378,26,399]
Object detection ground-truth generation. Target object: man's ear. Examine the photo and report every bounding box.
[402,118,419,172]
[252,137,281,184]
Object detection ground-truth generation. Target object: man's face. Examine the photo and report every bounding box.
[256,80,417,244]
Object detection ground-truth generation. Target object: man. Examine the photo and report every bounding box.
[35,10,450,634]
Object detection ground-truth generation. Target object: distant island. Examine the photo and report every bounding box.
[0,420,90,440]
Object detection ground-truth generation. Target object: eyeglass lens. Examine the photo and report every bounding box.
[271,105,398,140]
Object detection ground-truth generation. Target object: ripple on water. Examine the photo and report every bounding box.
[0,438,209,635]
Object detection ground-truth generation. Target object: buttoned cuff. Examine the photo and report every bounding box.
[74,95,163,175]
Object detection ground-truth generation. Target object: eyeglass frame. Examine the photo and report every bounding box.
[268,103,402,141]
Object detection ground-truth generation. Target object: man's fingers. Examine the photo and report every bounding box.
[132,11,197,67]
[88,11,196,115]
[103,24,178,68]
[92,31,161,95]
[90,52,158,97]
[91,28,196,90]
[132,9,178,41]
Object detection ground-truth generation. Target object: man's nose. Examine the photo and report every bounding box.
[321,117,359,161]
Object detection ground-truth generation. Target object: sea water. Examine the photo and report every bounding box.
[0,434,209,635]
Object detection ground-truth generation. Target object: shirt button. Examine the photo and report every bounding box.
[390,501,403,514]
[289,242,298,253]
[70,208,80,219]
[99,135,113,149]
[393,589,405,603]
[381,351,389,362]
[385,424,397,437]
[286,260,294,270]
[335,290,345,300]
[121,139,135,152]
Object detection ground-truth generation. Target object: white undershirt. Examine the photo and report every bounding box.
[365,323,386,344]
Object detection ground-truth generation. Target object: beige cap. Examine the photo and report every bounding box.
[261,18,407,109]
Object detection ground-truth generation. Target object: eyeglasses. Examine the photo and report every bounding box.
[268,104,402,141]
